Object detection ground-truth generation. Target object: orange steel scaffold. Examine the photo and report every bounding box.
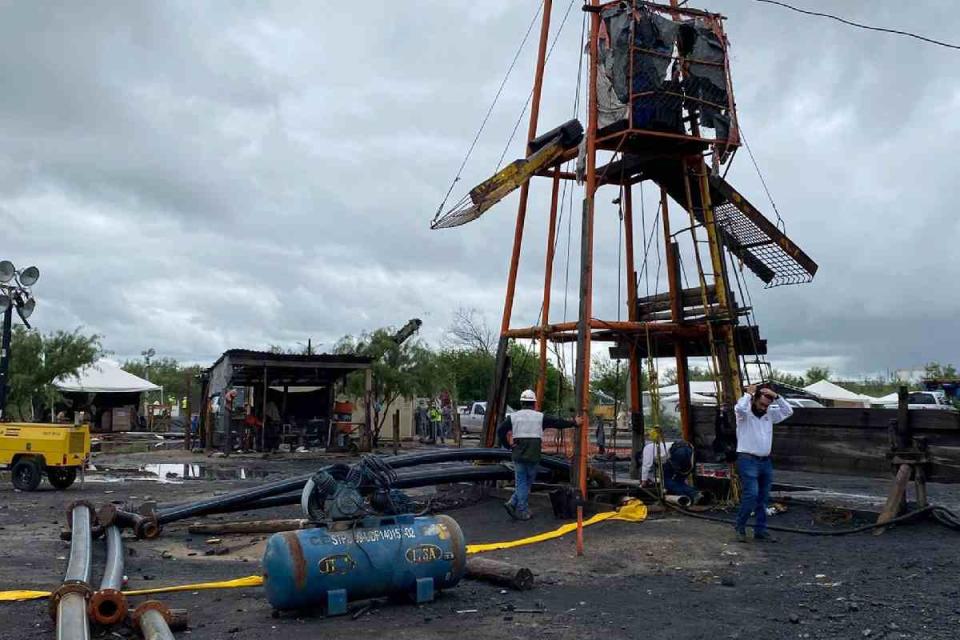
[438,0,818,555]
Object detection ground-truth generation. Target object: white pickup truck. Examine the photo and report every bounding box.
[458,402,515,433]
[882,391,956,411]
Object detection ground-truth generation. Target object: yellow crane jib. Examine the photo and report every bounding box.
[431,119,583,230]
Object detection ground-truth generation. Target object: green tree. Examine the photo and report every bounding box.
[661,365,714,386]
[923,362,958,381]
[334,327,441,443]
[122,357,203,407]
[6,326,102,421]
[770,369,805,388]
[804,366,831,385]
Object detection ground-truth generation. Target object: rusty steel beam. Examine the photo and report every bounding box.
[536,168,561,409]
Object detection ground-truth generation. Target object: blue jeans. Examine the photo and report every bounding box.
[736,455,773,534]
[664,473,699,500]
[508,461,539,515]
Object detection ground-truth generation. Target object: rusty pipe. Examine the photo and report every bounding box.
[51,502,94,640]
[88,525,127,625]
[132,601,176,640]
[99,503,160,540]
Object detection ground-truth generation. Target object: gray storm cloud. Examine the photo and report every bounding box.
[0,0,956,376]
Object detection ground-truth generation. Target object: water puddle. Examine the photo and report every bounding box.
[84,463,269,483]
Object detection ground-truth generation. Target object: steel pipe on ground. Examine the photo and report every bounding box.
[158,449,575,519]
[211,462,540,514]
[88,525,128,625]
[132,601,176,640]
[52,502,94,640]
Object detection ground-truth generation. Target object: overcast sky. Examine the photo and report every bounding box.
[1,1,957,378]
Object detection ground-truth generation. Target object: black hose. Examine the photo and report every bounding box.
[157,449,576,523]
[636,481,960,536]
[668,503,936,536]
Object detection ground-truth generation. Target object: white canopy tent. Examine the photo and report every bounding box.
[53,359,159,394]
[803,380,873,408]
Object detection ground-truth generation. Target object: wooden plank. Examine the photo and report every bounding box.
[875,464,911,534]
[690,406,960,483]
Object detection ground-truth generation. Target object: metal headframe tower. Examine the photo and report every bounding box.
[435,0,817,554]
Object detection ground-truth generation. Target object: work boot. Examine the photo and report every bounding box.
[517,511,533,521]
[735,529,749,543]
[504,502,519,521]
[754,531,778,543]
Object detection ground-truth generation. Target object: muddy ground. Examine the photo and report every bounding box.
[1,447,959,640]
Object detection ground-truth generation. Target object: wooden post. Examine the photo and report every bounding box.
[875,463,911,534]
[362,368,374,452]
[184,373,193,451]
[261,366,268,452]
[896,385,910,449]
[392,409,400,456]
[454,410,462,448]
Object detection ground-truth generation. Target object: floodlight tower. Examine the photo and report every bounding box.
[0,260,40,420]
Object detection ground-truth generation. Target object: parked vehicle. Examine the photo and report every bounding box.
[458,402,515,433]
[882,391,956,411]
[786,398,825,409]
[0,422,90,491]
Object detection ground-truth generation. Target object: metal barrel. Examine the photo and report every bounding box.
[88,525,128,625]
[262,513,466,613]
[132,601,176,640]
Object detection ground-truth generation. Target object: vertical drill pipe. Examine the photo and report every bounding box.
[53,503,93,640]
[623,185,645,479]
[574,0,601,556]
[89,525,128,625]
[536,168,562,409]
[133,602,176,640]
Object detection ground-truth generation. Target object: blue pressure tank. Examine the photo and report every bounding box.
[262,513,466,615]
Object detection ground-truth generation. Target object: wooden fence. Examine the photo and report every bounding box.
[691,406,960,483]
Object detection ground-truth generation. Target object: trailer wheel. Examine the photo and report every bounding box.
[47,466,78,490]
[12,459,42,491]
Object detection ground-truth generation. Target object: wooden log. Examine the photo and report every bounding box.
[874,463,912,535]
[465,557,535,591]
[187,518,311,535]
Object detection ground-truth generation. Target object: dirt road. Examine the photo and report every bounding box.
[1,449,958,639]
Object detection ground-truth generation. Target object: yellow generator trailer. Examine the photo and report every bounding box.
[0,422,90,491]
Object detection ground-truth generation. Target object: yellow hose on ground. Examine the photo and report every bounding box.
[0,500,647,602]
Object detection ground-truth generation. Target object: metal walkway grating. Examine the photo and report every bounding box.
[709,176,818,288]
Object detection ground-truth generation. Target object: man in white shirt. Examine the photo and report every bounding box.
[733,383,793,542]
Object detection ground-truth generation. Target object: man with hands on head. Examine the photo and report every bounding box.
[733,383,793,542]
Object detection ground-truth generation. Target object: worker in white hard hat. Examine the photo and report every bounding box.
[497,388,578,521]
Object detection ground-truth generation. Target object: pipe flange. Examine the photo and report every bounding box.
[134,514,161,540]
[48,581,92,620]
[89,588,129,626]
[97,503,120,528]
[131,600,172,627]
[66,500,100,530]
